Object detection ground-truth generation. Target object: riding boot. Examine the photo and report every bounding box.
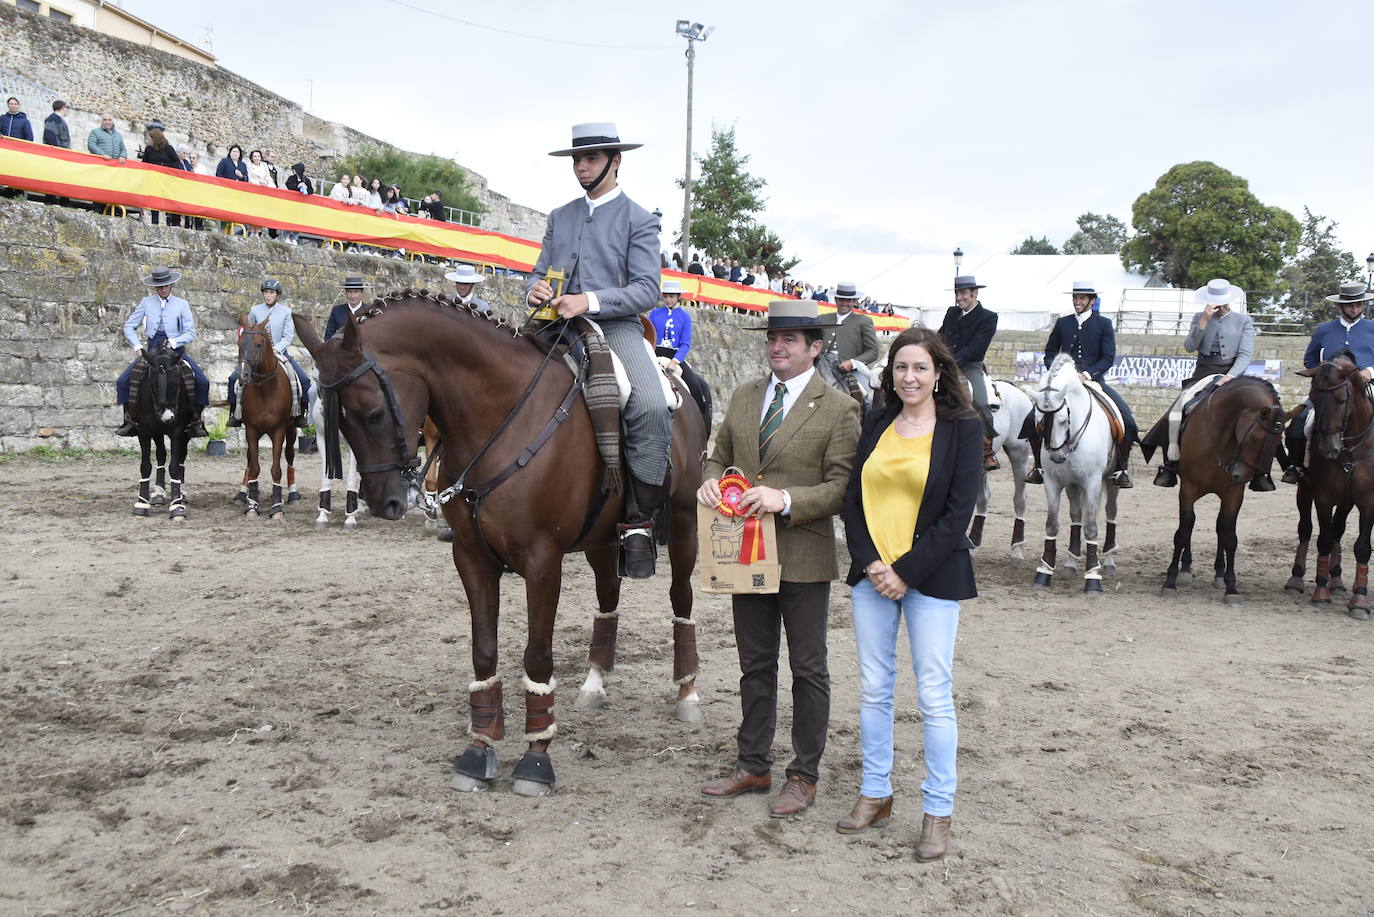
[1281,421,1307,485]
[619,475,667,580]
[982,436,1000,472]
[1112,440,1134,489]
[1025,424,1044,484]
[186,405,208,439]
[1281,463,1305,485]
[114,403,137,437]
[1153,461,1178,488]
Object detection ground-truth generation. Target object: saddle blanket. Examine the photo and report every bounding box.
[572,318,682,413]
[1167,374,1223,461]
[234,365,303,420]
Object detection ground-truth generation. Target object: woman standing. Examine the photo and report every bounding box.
[348,174,369,205]
[215,144,247,182]
[138,122,185,226]
[244,150,273,236]
[365,177,384,211]
[838,326,981,862]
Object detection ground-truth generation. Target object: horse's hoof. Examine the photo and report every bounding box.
[1103,560,1116,576]
[232,492,248,505]
[575,689,606,712]
[512,779,555,797]
[344,517,359,532]
[1084,579,1103,595]
[1176,571,1193,586]
[268,511,283,520]
[1011,556,1026,570]
[132,504,149,517]
[1311,588,1332,604]
[511,751,555,797]
[1213,576,1227,589]
[676,695,702,723]
[1328,578,1347,594]
[449,773,492,793]
[1160,586,1178,598]
[314,517,329,531]
[1283,577,1305,594]
[1032,572,1053,589]
[1224,593,1244,607]
[244,509,258,519]
[287,491,301,504]
[171,515,186,523]
[150,495,166,506]
[1348,601,1371,621]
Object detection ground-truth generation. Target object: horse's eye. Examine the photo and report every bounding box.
[367,408,385,426]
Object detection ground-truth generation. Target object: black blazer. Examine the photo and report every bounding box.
[1044,313,1115,382]
[323,303,358,341]
[938,304,998,369]
[843,406,981,600]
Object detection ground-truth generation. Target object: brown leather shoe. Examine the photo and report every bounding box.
[835,794,893,834]
[767,775,816,818]
[982,437,1000,471]
[915,813,952,862]
[701,767,771,798]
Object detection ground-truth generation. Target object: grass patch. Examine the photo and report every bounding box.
[0,445,139,463]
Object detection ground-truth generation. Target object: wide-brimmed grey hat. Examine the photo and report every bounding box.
[1066,281,1098,296]
[341,275,369,290]
[444,264,486,285]
[661,278,684,295]
[748,300,833,331]
[1194,278,1244,306]
[1325,281,1374,304]
[548,122,643,157]
[141,266,181,286]
[949,275,986,291]
[834,281,860,300]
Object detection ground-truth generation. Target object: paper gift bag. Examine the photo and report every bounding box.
[697,503,781,594]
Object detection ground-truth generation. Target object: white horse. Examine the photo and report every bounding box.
[969,379,1036,566]
[1030,354,1121,593]
[309,385,363,530]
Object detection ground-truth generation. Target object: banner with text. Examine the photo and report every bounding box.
[1014,352,1282,387]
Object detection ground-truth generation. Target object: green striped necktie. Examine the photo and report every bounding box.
[759,381,787,459]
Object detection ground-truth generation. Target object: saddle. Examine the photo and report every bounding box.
[233,361,303,420]
[1082,381,1126,444]
[1165,374,1224,461]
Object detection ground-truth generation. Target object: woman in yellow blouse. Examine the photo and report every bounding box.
[839,326,982,862]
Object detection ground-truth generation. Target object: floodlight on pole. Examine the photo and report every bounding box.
[1367,252,1374,286]
[677,18,713,272]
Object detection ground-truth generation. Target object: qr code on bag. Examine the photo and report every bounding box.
[752,574,765,588]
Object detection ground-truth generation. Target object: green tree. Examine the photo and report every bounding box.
[676,126,797,277]
[1122,161,1299,291]
[1010,235,1059,255]
[1282,207,1361,326]
[335,145,485,218]
[1062,212,1127,254]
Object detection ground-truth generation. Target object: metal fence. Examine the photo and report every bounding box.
[316,178,483,227]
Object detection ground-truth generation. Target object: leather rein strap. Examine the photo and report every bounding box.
[316,349,420,486]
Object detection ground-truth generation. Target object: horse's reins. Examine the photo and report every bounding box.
[1037,377,1094,454]
[238,328,280,384]
[1203,380,1284,477]
[1311,372,1374,475]
[316,349,420,487]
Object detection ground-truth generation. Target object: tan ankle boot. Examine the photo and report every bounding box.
[915,813,951,862]
[835,795,893,834]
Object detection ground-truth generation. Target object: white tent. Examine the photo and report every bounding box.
[787,253,1162,331]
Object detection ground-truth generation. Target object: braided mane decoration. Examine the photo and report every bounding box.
[352,288,527,338]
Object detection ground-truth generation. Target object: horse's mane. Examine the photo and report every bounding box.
[351,288,527,340]
[1226,374,1281,405]
[1047,353,1077,375]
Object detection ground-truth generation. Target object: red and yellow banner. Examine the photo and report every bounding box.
[0,138,907,330]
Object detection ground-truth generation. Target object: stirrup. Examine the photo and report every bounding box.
[618,523,656,579]
[1153,465,1177,488]
[227,415,242,427]
[1112,469,1134,489]
[1025,466,1043,484]
[1280,465,1304,485]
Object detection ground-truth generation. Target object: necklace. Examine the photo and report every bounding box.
[896,412,935,434]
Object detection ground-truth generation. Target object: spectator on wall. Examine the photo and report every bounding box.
[176,145,206,230]
[423,191,445,221]
[330,171,352,203]
[712,257,729,279]
[280,162,313,245]
[42,100,69,148]
[263,149,281,188]
[348,174,369,205]
[687,253,705,275]
[139,122,185,227]
[215,144,247,181]
[381,184,405,214]
[366,177,384,211]
[87,113,127,162]
[1,97,33,141]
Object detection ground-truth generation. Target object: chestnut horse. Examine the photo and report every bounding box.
[1143,377,1284,604]
[292,293,708,797]
[1289,353,1373,619]
[234,317,298,518]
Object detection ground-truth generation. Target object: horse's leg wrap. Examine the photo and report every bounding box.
[346,490,359,515]
[588,612,618,673]
[153,465,167,502]
[969,514,985,547]
[269,484,284,514]
[1313,555,1333,603]
[1103,521,1117,556]
[134,476,152,514]
[1011,517,1025,548]
[523,677,557,742]
[318,490,332,512]
[672,616,699,685]
[1068,524,1082,561]
[1033,537,1056,587]
[1084,541,1103,592]
[468,676,505,743]
[1350,564,1370,615]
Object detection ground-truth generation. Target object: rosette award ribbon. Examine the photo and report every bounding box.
[715,469,767,564]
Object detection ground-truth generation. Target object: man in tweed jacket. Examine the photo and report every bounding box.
[525,123,669,578]
[696,300,861,819]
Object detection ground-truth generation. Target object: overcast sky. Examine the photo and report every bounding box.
[130,0,1374,289]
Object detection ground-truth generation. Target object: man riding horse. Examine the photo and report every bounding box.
[524,121,670,579]
[938,276,1000,471]
[823,281,879,406]
[650,278,712,429]
[1281,281,1374,484]
[1027,281,1137,488]
[115,265,209,439]
[227,278,312,428]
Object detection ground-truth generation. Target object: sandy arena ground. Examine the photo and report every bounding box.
[0,449,1371,916]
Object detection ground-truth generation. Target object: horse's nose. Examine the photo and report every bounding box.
[381,496,407,520]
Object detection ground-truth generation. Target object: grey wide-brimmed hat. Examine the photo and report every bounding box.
[548,122,643,157]
[341,275,369,289]
[661,278,684,295]
[834,281,860,300]
[443,264,486,285]
[1066,281,1098,296]
[1325,281,1374,304]
[949,275,986,291]
[1194,278,1244,306]
[141,266,181,286]
[748,300,833,331]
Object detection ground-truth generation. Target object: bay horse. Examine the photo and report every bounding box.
[1029,354,1121,593]
[1143,377,1284,604]
[969,379,1035,567]
[130,344,193,521]
[234,317,298,518]
[1289,353,1373,619]
[292,293,709,797]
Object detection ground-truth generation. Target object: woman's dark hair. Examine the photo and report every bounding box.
[227,144,243,159]
[248,149,263,163]
[146,127,168,151]
[384,186,400,203]
[369,177,382,192]
[880,326,977,420]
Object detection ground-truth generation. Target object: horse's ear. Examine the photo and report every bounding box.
[239,313,249,329]
[340,311,362,356]
[293,314,324,360]
[1296,366,1317,377]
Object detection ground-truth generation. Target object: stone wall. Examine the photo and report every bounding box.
[0,3,546,238]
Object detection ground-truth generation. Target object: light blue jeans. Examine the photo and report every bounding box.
[851,578,960,815]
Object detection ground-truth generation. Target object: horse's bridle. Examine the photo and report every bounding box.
[1036,376,1093,454]
[238,327,279,384]
[1310,371,1374,470]
[316,349,421,487]
[1204,384,1284,478]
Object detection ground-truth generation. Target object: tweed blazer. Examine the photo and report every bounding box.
[1182,308,1255,377]
[704,371,860,582]
[525,192,661,322]
[825,311,880,366]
